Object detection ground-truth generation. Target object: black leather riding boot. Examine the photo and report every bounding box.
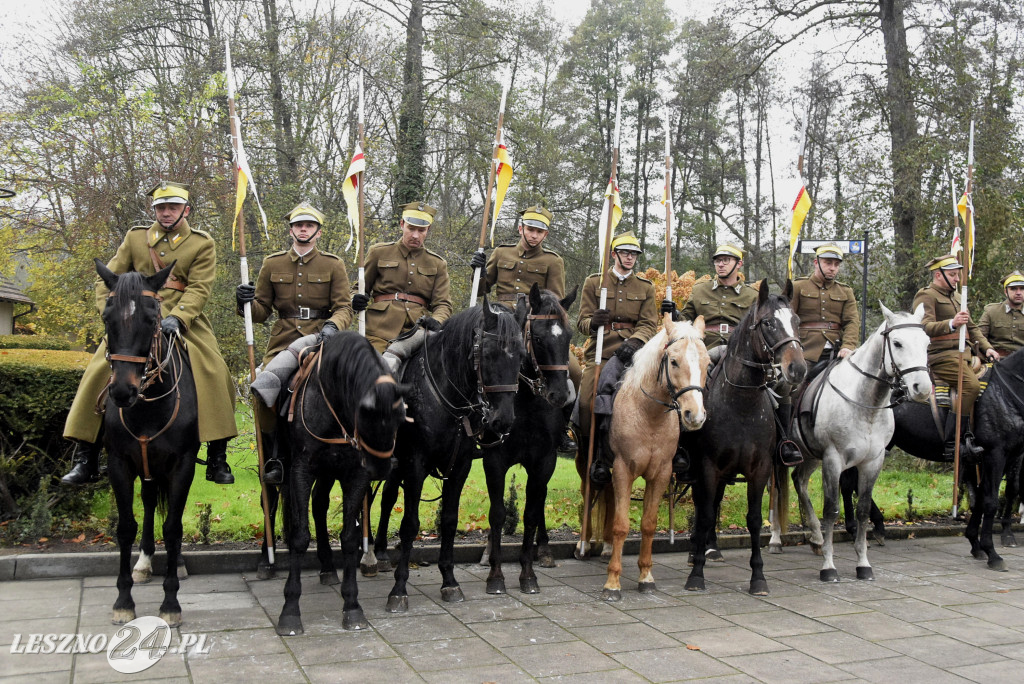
[672,443,690,477]
[775,403,803,467]
[961,416,984,463]
[589,416,613,486]
[61,439,102,485]
[260,431,284,485]
[205,438,235,485]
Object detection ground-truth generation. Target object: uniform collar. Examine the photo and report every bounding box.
[518,239,542,258]
[398,241,423,258]
[712,277,743,293]
[147,218,191,249]
[609,266,632,283]
[1005,300,1023,313]
[931,282,956,296]
[290,245,320,263]
[810,271,835,288]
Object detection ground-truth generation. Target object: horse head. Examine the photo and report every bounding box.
[477,294,526,436]
[97,258,175,408]
[755,279,806,385]
[356,375,410,471]
[520,283,576,407]
[661,315,710,431]
[880,302,932,402]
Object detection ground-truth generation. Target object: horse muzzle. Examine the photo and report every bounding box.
[903,369,933,404]
[108,372,141,408]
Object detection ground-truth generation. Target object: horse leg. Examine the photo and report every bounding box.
[132,481,157,584]
[483,458,508,595]
[312,477,339,585]
[637,464,671,595]
[685,469,714,592]
[158,465,192,627]
[964,467,985,559]
[602,462,633,601]
[747,477,769,596]
[386,470,423,613]
[818,454,841,582]
[840,467,858,538]
[980,455,1007,572]
[276,463,313,636]
[109,464,139,624]
[768,463,789,554]
[705,500,724,562]
[257,483,280,580]
[853,457,883,581]
[340,473,370,630]
[522,453,557,589]
[1000,452,1021,547]
[869,494,885,546]
[369,473,400,576]
[437,458,472,603]
[793,462,823,554]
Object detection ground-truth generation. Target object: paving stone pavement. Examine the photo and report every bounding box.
[2,535,1024,683]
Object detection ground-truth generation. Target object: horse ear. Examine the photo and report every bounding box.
[529,282,543,311]
[758,279,770,306]
[560,285,578,311]
[783,279,794,301]
[482,294,496,326]
[879,301,895,324]
[147,260,176,293]
[693,314,706,337]
[912,302,925,322]
[514,295,529,326]
[96,258,119,291]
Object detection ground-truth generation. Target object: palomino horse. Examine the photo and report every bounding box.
[684,280,806,595]
[480,284,577,594]
[275,332,408,635]
[96,260,198,626]
[770,304,931,581]
[372,298,526,610]
[601,315,710,600]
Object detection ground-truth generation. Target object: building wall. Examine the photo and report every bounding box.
[0,301,13,335]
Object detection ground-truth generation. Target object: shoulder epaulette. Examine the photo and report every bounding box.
[266,249,289,259]
[585,272,602,280]
[128,224,149,232]
[635,274,653,284]
[190,228,213,239]
[541,246,561,256]
[793,276,810,282]
[319,251,341,260]
[496,242,518,249]
[426,248,447,263]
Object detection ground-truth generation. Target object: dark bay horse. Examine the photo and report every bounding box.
[683,280,806,595]
[479,284,576,595]
[371,298,526,610]
[275,332,408,635]
[97,260,198,626]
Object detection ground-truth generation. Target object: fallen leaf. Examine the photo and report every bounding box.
[686,644,701,651]
[907,532,915,539]
[72,533,85,543]
[38,537,48,542]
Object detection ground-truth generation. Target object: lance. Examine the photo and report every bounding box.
[226,40,275,564]
[952,120,975,518]
[469,64,511,308]
[578,93,621,559]
[356,68,373,554]
[663,110,677,545]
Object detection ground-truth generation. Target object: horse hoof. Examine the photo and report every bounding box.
[519,578,540,594]
[988,558,1008,572]
[359,562,378,578]
[343,608,369,630]
[276,615,304,636]
[601,588,622,602]
[820,569,840,583]
[1001,535,1017,548]
[706,549,724,562]
[441,586,465,603]
[256,562,275,580]
[573,547,589,561]
[538,552,556,569]
[768,543,783,555]
[159,611,182,627]
[856,566,874,581]
[749,580,769,596]
[320,570,340,586]
[385,595,408,613]
[637,581,656,594]
[872,531,886,547]
[111,609,136,625]
[972,549,987,560]
[377,559,392,574]
[486,578,506,595]
[684,577,705,592]
[811,543,824,557]
[132,569,152,584]
[177,559,188,580]
[686,552,695,566]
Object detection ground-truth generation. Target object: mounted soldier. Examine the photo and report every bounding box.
[350,201,452,370]
[678,243,757,359]
[61,181,237,485]
[575,231,659,486]
[237,202,353,484]
[979,271,1024,359]
[913,254,998,460]
[791,243,860,378]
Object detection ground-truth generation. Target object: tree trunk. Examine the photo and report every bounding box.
[262,0,298,189]
[395,0,426,213]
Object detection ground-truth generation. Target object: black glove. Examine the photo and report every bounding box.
[351,293,370,312]
[589,309,611,332]
[614,337,643,363]
[160,316,183,336]
[418,316,442,332]
[236,282,255,308]
[320,321,339,338]
[660,299,676,315]
[470,251,487,271]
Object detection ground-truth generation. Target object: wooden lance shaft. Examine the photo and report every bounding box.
[952,155,975,518]
[469,111,505,308]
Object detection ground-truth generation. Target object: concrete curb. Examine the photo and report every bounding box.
[0,522,996,581]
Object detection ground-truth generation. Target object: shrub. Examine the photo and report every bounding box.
[0,334,72,351]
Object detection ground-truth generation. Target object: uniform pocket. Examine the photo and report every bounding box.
[271,272,294,284]
[417,265,438,276]
[497,260,516,271]
[526,263,548,275]
[307,271,331,299]
[378,260,399,270]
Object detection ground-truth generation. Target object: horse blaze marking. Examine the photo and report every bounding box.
[550,323,563,338]
[685,342,701,395]
[775,309,796,338]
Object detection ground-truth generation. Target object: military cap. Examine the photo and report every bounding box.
[610,231,642,253]
[1003,271,1024,289]
[147,181,189,206]
[926,254,963,271]
[285,202,325,226]
[712,243,743,260]
[814,243,844,261]
[401,201,437,227]
[519,205,552,230]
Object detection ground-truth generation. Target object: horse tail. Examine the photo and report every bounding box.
[773,462,790,535]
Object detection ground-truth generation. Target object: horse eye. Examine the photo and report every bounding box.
[670,359,679,367]
[894,341,903,349]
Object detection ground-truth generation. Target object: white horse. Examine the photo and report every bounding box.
[769,304,931,581]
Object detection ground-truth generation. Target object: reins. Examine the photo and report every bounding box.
[825,322,927,411]
[519,309,570,404]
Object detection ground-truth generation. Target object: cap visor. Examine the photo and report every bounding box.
[151,197,187,206]
[289,214,319,224]
[521,219,549,230]
[403,216,431,227]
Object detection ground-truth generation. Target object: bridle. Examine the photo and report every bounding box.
[640,336,705,440]
[519,309,569,405]
[723,305,801,391]
[827,322,927,410]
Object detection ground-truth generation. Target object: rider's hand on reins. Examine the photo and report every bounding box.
[160,316,183,337]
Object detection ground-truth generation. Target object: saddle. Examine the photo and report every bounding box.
[286,342,324,422]
[925,364,991,440]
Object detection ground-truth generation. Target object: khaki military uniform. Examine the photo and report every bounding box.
[246,247,353,365]
[791,273,860,362]
[979,300,1024,358]
[913,283,993,415]
[64,220,237,443]
[576,269,659,434]
[362,240,453,352]
[480,240,566,303]
[680,278,758,349]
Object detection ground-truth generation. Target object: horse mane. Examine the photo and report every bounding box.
[620,321,702,394]
[534,288,570,327]
[724,290,787,357]
[106,270,160,333]
[431,303,520,387]
[318,331,391,420]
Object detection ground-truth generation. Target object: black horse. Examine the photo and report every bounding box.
[276,331,408,635]
[683,280,806,595]
[480,284,576,595]
[97,260,198,626]
[371,298,526,610]
[844,348,1024,570]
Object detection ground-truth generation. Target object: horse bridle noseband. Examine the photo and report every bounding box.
[723,308,801,390]
[827,322,928,410]
[520,311,569,405]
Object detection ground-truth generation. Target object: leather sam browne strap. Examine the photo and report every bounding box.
[374,292,429,307]
[610,322,634,331]
[799,321,840,331]
[148,246,187,292]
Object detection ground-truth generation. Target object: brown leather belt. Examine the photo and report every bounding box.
[799,321,840,331]
[994,347,1017,358]
[610,322,634,331]
[497,294,520,302]
[149,246,187,292]
[374,292,428,307]
[279,307,330,320]
[931,332,961,342]
[713,323,733,335]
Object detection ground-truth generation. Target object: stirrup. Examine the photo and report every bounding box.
[777,441,803,467]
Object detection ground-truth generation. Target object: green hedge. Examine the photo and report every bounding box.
[0,334,72,350]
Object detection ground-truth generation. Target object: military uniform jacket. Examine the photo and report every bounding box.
[979,300,1024,354]
[680,278,758,349]
[791,274,860,362]
[247,247,353,364]
[576,269,658,362]
[65,219,237,443]
[362,240,453,344]
[480,240,565,306]
[912,283,992,363]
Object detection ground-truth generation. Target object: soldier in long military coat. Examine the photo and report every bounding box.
[351,201,452,354]
[791,243,860,369]
[979,271,1024,358]
[913,254,998,460]
[62,182,238,485]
